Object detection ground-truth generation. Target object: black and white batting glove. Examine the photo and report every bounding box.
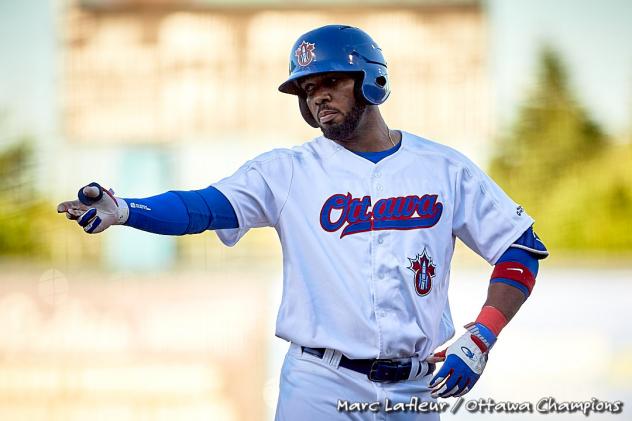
[56,182,129,234]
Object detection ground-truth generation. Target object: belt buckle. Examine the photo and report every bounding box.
[368,359,398,383]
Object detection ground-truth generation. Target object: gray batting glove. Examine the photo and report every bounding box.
[56,182,129,234]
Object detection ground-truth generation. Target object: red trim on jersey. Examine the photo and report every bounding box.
[492,261,536,294]
[475,306,508,337]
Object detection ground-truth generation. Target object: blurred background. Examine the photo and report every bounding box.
[1,0,631,420]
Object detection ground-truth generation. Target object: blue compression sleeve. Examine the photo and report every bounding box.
[123,186,238,235]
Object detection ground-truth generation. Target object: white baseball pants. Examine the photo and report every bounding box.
[275,343,442,421]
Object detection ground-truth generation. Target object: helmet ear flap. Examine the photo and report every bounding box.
[353,75,369,105]
[298,97,319,128]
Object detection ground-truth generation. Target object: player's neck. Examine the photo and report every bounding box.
[334,108,401,153]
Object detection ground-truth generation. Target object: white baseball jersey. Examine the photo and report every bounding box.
[213,131,534,360]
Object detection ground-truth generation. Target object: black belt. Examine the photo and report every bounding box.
[301,346,434,383]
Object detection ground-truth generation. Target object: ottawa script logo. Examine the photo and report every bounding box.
[320,193,443,238]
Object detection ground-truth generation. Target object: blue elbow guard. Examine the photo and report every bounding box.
[492,226,547,298]
[509,226,549,259]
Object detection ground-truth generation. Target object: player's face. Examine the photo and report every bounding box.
[299,73,367,141]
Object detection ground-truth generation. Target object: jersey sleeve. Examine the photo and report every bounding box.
[452,159,534,265]
[211,151,294,246]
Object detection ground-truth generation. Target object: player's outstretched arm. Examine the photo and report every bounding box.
[428,227,549,398]
[57,182,238,235]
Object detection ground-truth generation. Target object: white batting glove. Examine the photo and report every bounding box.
[427,322,497,398]
[56,182,129,234]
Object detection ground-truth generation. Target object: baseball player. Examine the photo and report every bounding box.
[57,25,548,420]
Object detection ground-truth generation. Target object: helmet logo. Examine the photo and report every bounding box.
[295,41,316,67]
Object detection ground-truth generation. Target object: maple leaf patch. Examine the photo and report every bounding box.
[407,248,436,296]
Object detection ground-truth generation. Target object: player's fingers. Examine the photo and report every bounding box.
[454,379,471,397]
[434,368,455,390]
[430,364,455,397]
[455,386,470,398]
[78,182,104,206]
[65,208,85,220]
[429,373,444,389]
[84,216,102,233]
[85,186,99,196]
[428,359,450,388]
[430,378,449,399]
[77,208,97,227]
[440,383,461,398]
[426,349,446,364]
[57,199,84,213]
[438,373,462,398]
[434,349,446,358]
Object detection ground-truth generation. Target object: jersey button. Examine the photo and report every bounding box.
[374,171,381,178]
[377,237,384,245]
[376,184,383,192]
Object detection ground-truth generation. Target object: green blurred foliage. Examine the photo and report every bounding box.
[536,143,632,250]
[0,135,51,258]
[490,46,632,251]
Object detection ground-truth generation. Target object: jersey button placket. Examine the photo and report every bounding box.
[373,168,383,192]
[372,167,388,357]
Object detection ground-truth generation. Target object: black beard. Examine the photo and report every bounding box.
[320,102,367,141]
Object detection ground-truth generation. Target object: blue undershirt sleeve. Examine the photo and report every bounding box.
[122,186,238,235]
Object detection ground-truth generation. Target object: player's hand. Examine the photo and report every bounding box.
[56,182,129,234]
[426,322,497,398]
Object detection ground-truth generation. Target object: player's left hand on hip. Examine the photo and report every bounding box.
[427,322,497,398]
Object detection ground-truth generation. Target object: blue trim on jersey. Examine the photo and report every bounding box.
[352,140,401,163]
[123,186,238,235]
[490,278,531,298]
[496,247,539,276]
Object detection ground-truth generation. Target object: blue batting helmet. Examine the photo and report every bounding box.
[278,25,390,127]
